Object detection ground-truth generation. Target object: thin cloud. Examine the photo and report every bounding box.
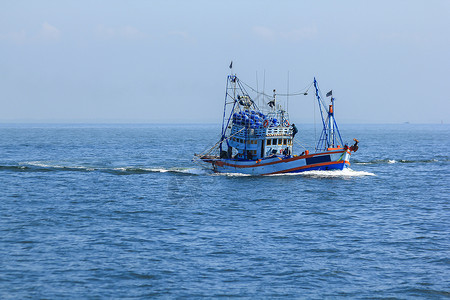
[168,30,195,43]
[0,30,27,43]
[252,26,276,41]
[0,22,60,43]
[37,22,61,40]
[378,31,425,44]
[252,25,317,42]
[120,26,146,39]
[94,25,146,39]
[280,27,317,41]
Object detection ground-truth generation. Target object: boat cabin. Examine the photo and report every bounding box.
[225,110,293,160]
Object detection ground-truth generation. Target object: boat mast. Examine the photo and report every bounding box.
[328,94,344,148]
[313,78,344,151]
[220,61,236,153]
[329,99,334,147]
[314,78,328,151]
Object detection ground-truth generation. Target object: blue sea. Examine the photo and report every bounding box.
[0,123,449,299]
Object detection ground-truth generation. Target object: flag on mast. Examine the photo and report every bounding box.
[229,61,233,69]
[326,90,332,97]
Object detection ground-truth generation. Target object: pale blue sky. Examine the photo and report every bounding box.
[1,0,449,123]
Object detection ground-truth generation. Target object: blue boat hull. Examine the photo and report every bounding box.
[203,149,351,176]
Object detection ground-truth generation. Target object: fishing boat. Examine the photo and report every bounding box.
[193,69,359,175]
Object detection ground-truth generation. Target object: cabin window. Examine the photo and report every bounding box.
[273,139,277,145]
[267,139,271,145]
[278,139,282,145]
[283,139,287,145]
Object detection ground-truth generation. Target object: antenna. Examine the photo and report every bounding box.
[256,71,259,107]
[287,71,290,112]
[263,70,266,107]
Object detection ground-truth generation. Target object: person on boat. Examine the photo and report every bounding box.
[349,138,359,152]
[268,89,276,108]
[291,123,298,138]
[246,150,253,160]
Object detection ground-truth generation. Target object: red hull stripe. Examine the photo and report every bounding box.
[214,150,349,169]
[262,160,350,175]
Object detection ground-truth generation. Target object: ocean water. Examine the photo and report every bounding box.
[0,123,449,299]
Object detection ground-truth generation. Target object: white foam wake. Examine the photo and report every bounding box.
[140,167,212,175]
[213,168,375,177]
[20,162,209,175]
[17,162,374,178]
[21,161,96,171]
[213,172,251,177]
[299,168,376,178]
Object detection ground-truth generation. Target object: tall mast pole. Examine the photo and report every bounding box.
[287,71,289,112]
[220,61,234,152]
[329,98,334,147]
[314,78,328,146]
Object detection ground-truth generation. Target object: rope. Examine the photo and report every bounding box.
[240,80,313,98]
[195,127,245,158]
[293,138,309,151]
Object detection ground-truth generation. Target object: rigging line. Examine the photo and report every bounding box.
[315,83,328,112]
[263,70,266,107]
[198,127,246,157]
[287,71,289,112]
[240,79,313,98]
[240,80,272,98]
[314,91,317,151]
[293,139,308,151]
[197,132,225,156]
[278,82,314,96]
[256,71,259,107]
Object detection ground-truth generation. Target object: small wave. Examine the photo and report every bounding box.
[299,169,376,178]
[354,158,445,165]
[90,166,210,175]
[20,161,96,171]
[176,168,212,175]
[1,162,210,176]
[213,172,251,177]
[213,168,375,177]
[13,161,94,172]
[0,165,30,172]
[139,167,211,175]
[1,163,375,178]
